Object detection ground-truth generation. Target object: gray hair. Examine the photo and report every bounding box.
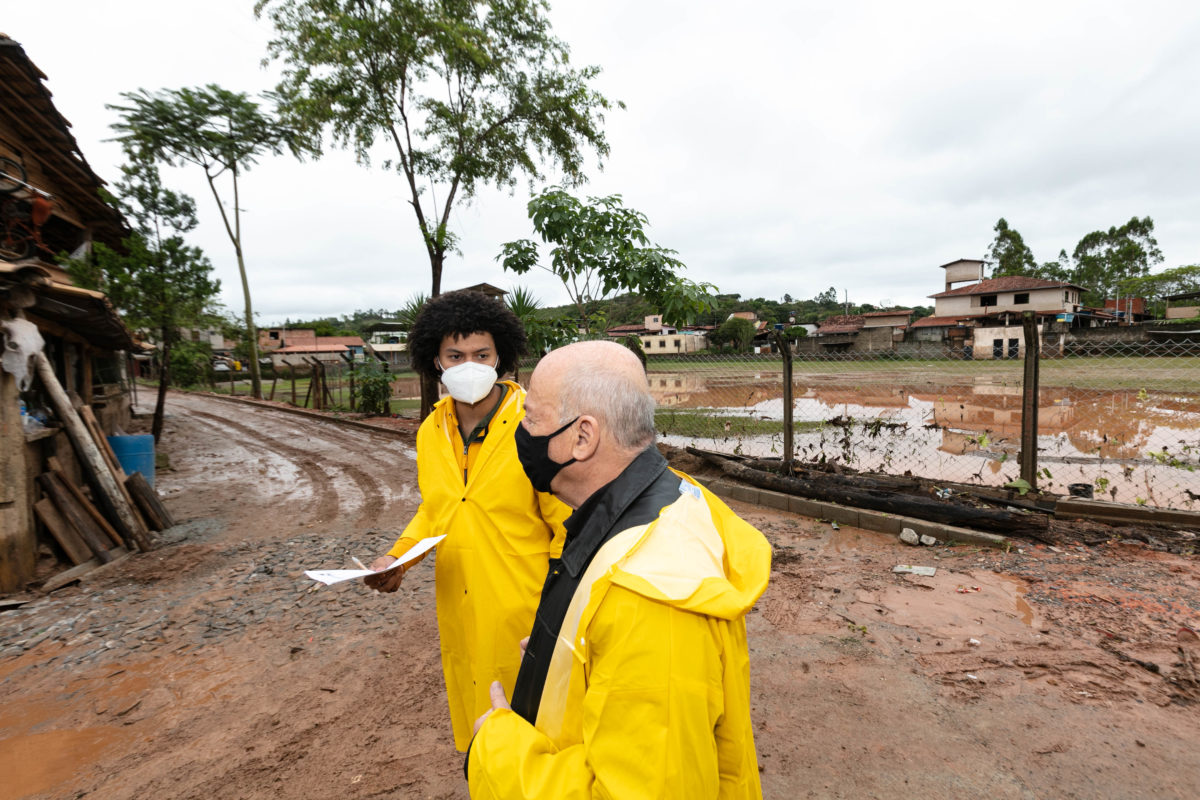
[557,363,657,450]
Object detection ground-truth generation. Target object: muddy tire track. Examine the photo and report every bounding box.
[184,407,393,526]
[184,411,339,523]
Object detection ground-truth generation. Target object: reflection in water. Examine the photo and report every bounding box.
[649,370,1200,508]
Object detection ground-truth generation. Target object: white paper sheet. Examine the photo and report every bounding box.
[304,535,446,586]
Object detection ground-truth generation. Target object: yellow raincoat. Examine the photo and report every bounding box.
[467,448,771,799]
[387,381,568,750]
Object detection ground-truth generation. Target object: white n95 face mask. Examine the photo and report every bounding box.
[438,360,498,404]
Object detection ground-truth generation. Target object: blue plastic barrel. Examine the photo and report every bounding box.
[107,434,156,488]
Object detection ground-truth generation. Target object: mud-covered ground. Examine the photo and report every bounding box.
[1,392,1198,799]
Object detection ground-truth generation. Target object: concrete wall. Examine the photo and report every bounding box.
[1166,305,1200,320]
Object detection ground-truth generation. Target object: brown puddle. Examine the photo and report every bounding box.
[0,726,132,800]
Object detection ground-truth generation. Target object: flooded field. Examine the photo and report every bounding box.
[649,366,1200,508]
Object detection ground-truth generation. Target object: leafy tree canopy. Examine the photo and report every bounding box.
[107,83,312,399]
[498,187,715,331]
[987,218,1037,278]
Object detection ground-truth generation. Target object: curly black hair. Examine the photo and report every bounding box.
[408,290,528,379]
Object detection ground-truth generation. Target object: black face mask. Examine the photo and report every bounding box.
[515,416,579,493]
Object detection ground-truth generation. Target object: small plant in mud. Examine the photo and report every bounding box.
[354,361,393,416]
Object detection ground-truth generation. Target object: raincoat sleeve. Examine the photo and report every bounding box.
[467,585,725,799]
[384,500,434,560]
[537,492,571,559]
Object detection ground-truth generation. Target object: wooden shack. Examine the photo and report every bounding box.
[1,34,144,592]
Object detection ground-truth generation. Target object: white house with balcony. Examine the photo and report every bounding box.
[916,259,1091,359]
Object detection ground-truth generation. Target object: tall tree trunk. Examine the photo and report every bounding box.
[237,246,263,400]
[419,249,446,418]
[152,334,171,443]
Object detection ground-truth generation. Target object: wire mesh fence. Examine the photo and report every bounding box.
[643,337,1200,512]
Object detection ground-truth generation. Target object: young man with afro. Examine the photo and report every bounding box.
[365,289,569,752]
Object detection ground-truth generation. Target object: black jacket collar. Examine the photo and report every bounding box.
[561,446,669,578]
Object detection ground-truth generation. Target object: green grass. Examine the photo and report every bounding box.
[655,408,825,438]
[641,354,1200,392]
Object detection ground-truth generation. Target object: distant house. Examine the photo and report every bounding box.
[861,309,913,328]
[921,260,1097,359]
[457,282,507,299]
[270,336,366,367]
[1165,291,1200,320]
[1103,297,1147,323]
[605,314,709,354]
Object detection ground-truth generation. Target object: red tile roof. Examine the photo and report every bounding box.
[861,309,914,317]
[929,276,1080,298]
[275,343,349,353]
[911,315,968,329]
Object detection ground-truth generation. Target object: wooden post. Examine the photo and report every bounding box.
[268,369,278,401]
[34,352,152,552]
[773,331,794,470]
[0,369,34,591]
[1019,311,1040,489]
[229,364,236,397]
[347,354,357,412]
[288,361,296,406]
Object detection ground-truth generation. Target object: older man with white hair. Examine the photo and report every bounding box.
[466,340,771,799]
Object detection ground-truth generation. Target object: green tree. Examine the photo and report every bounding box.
[257,0,619,415]
[498,188,715,334]
[107,84,313,401]
[65,160,220,441]
[709,317,757,352]
[1117,264,1200,318]
[505,285,573,359]
[987,218,1037,278]
[1071,217,1163,303]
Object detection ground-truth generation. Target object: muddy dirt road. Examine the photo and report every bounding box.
[2,392,1199,799]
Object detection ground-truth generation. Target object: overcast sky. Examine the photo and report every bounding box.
[7,1,1200,323]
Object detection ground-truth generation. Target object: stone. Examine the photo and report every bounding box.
[899,528,920,546]
[919,534,938,546]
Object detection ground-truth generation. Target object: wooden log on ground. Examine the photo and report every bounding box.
[34,353,153,552]
[34,497,92,565]
[46,457,125,548]
[1056,497,1200,530]
[709,456,1052,540]
[126,471,174,531]
[41,548,130,593]
[37,473,114,564]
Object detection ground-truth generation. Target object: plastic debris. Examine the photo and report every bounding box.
[893,565,937,577]
[956,585,982,594]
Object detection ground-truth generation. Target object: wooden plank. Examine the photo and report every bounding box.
[34,351,153,552]
[1055,497,1200,528]
[126,471,175,529]
[77,406,151,535]
[41,548,129,593]
[125,472,167,531]
[37,473,114,564]
[34,497,92,565]
[47,457,125,548]
[80,405,126,480]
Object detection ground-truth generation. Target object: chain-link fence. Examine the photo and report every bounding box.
[645,334,1200,511]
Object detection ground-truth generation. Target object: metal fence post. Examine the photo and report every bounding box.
[1019,311,1041,489]
[773,331,794,469]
